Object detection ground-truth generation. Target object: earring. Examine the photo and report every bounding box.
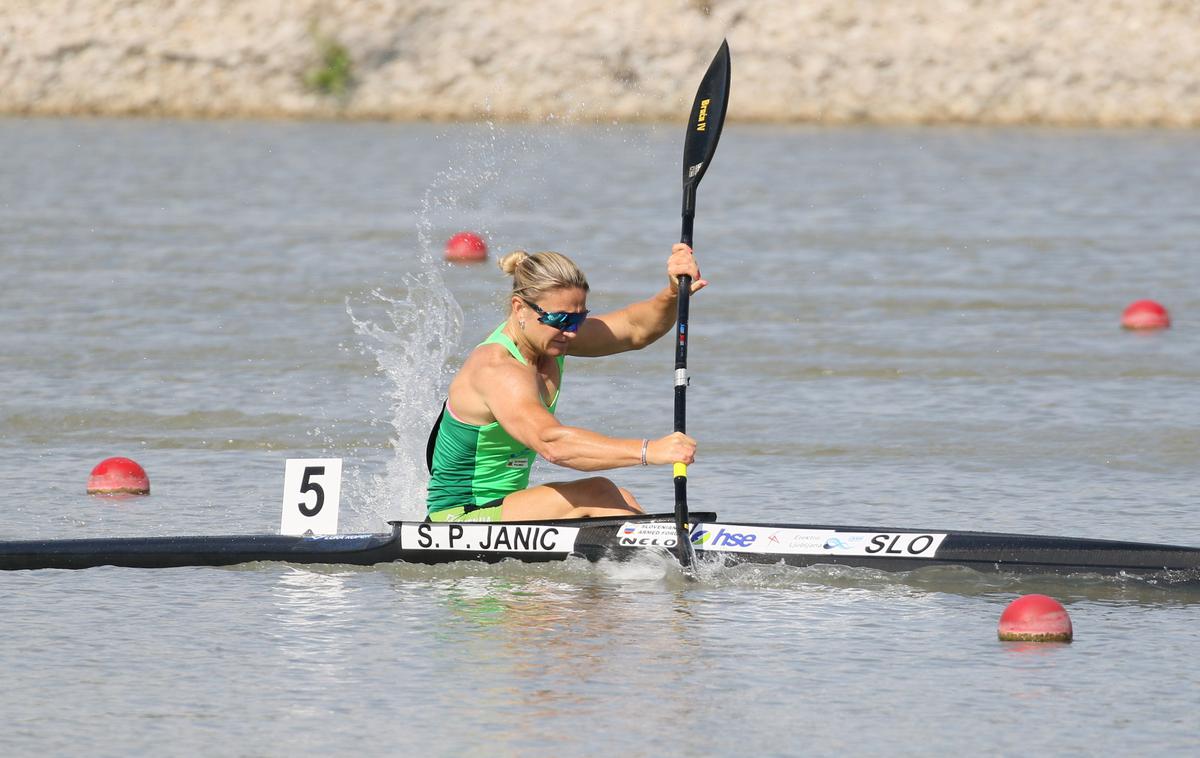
[519,319,526,330]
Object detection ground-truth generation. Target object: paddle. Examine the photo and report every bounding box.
[673,40,731,569]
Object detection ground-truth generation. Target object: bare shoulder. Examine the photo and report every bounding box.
[450,343,537,424]
[459,341,513,371]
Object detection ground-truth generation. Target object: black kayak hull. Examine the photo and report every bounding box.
[1,513,1197,578]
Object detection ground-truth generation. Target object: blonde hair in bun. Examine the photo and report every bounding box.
[498,250,589,308]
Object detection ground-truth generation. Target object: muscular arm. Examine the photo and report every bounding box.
[569,243,707,358]
[480,359,645,470]
[568,286,680,357]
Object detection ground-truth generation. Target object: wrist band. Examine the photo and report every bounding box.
[640,439,649,466]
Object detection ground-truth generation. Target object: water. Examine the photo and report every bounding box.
[2,118,1199,755]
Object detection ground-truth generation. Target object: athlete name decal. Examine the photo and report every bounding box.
[401,523,579,553]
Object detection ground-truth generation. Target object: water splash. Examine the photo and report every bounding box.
[347,273,462,526]
[342,117,614,528]
[342,123,519,527]
[415,120,504,255]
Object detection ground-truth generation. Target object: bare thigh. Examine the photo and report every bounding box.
[500,477,645,521]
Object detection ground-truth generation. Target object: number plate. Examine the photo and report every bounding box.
[280,458,342,535]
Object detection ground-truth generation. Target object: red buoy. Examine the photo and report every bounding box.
[444,231,488,263]
[87,457,150,496]
[1121,300,1170,330]
[998,594,1073,642]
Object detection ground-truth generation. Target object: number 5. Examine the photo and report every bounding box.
[281,458,341,535]
[299,466,325,516]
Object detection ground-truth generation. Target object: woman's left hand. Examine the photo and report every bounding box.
[667,243,708,295]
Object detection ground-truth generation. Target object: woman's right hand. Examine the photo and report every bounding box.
[647,432,697,466]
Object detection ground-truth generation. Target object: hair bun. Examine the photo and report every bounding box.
[497,250,530,276]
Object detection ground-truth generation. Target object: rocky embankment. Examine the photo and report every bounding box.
[4,0,1199,126]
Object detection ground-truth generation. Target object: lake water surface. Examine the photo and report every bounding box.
[2,118,1198,756]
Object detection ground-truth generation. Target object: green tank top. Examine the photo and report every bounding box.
[426,323,564,512]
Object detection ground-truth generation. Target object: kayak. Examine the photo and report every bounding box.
[2,512,1197,578]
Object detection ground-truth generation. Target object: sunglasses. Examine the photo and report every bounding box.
[523,299,589,332]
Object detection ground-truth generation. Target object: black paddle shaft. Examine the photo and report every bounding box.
[672,41,730,568]
[675,201,697,434]
[675,197,697,434]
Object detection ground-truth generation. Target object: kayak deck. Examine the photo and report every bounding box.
[0,513,700,572]
[0,512,1197,578]
[698,519,1200,576]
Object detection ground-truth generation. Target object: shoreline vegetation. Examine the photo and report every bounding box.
[4,0,1200,127]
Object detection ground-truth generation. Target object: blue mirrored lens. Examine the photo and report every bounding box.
[538,311,587,332]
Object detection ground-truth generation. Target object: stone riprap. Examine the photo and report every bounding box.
[3,0,1199,125]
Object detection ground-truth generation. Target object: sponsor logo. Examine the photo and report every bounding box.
[691,524,812,552]
[691,527,757,549]
[505,456,529,469]
[685,526,946,558]
[696,97,711,132]
[787,532,830,550]
[822,535,867,551]
[618,522,677,548]
[401,524,579,553]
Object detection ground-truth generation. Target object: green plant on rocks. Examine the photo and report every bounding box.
[305,33,354,97]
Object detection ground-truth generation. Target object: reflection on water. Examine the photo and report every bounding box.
[380,556,705,733]
[267,567,359,685]
[999,640,1074,656]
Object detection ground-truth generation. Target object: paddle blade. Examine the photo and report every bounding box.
[681,39,731,194]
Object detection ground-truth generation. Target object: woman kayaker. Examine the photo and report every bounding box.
[426,244,705,522]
